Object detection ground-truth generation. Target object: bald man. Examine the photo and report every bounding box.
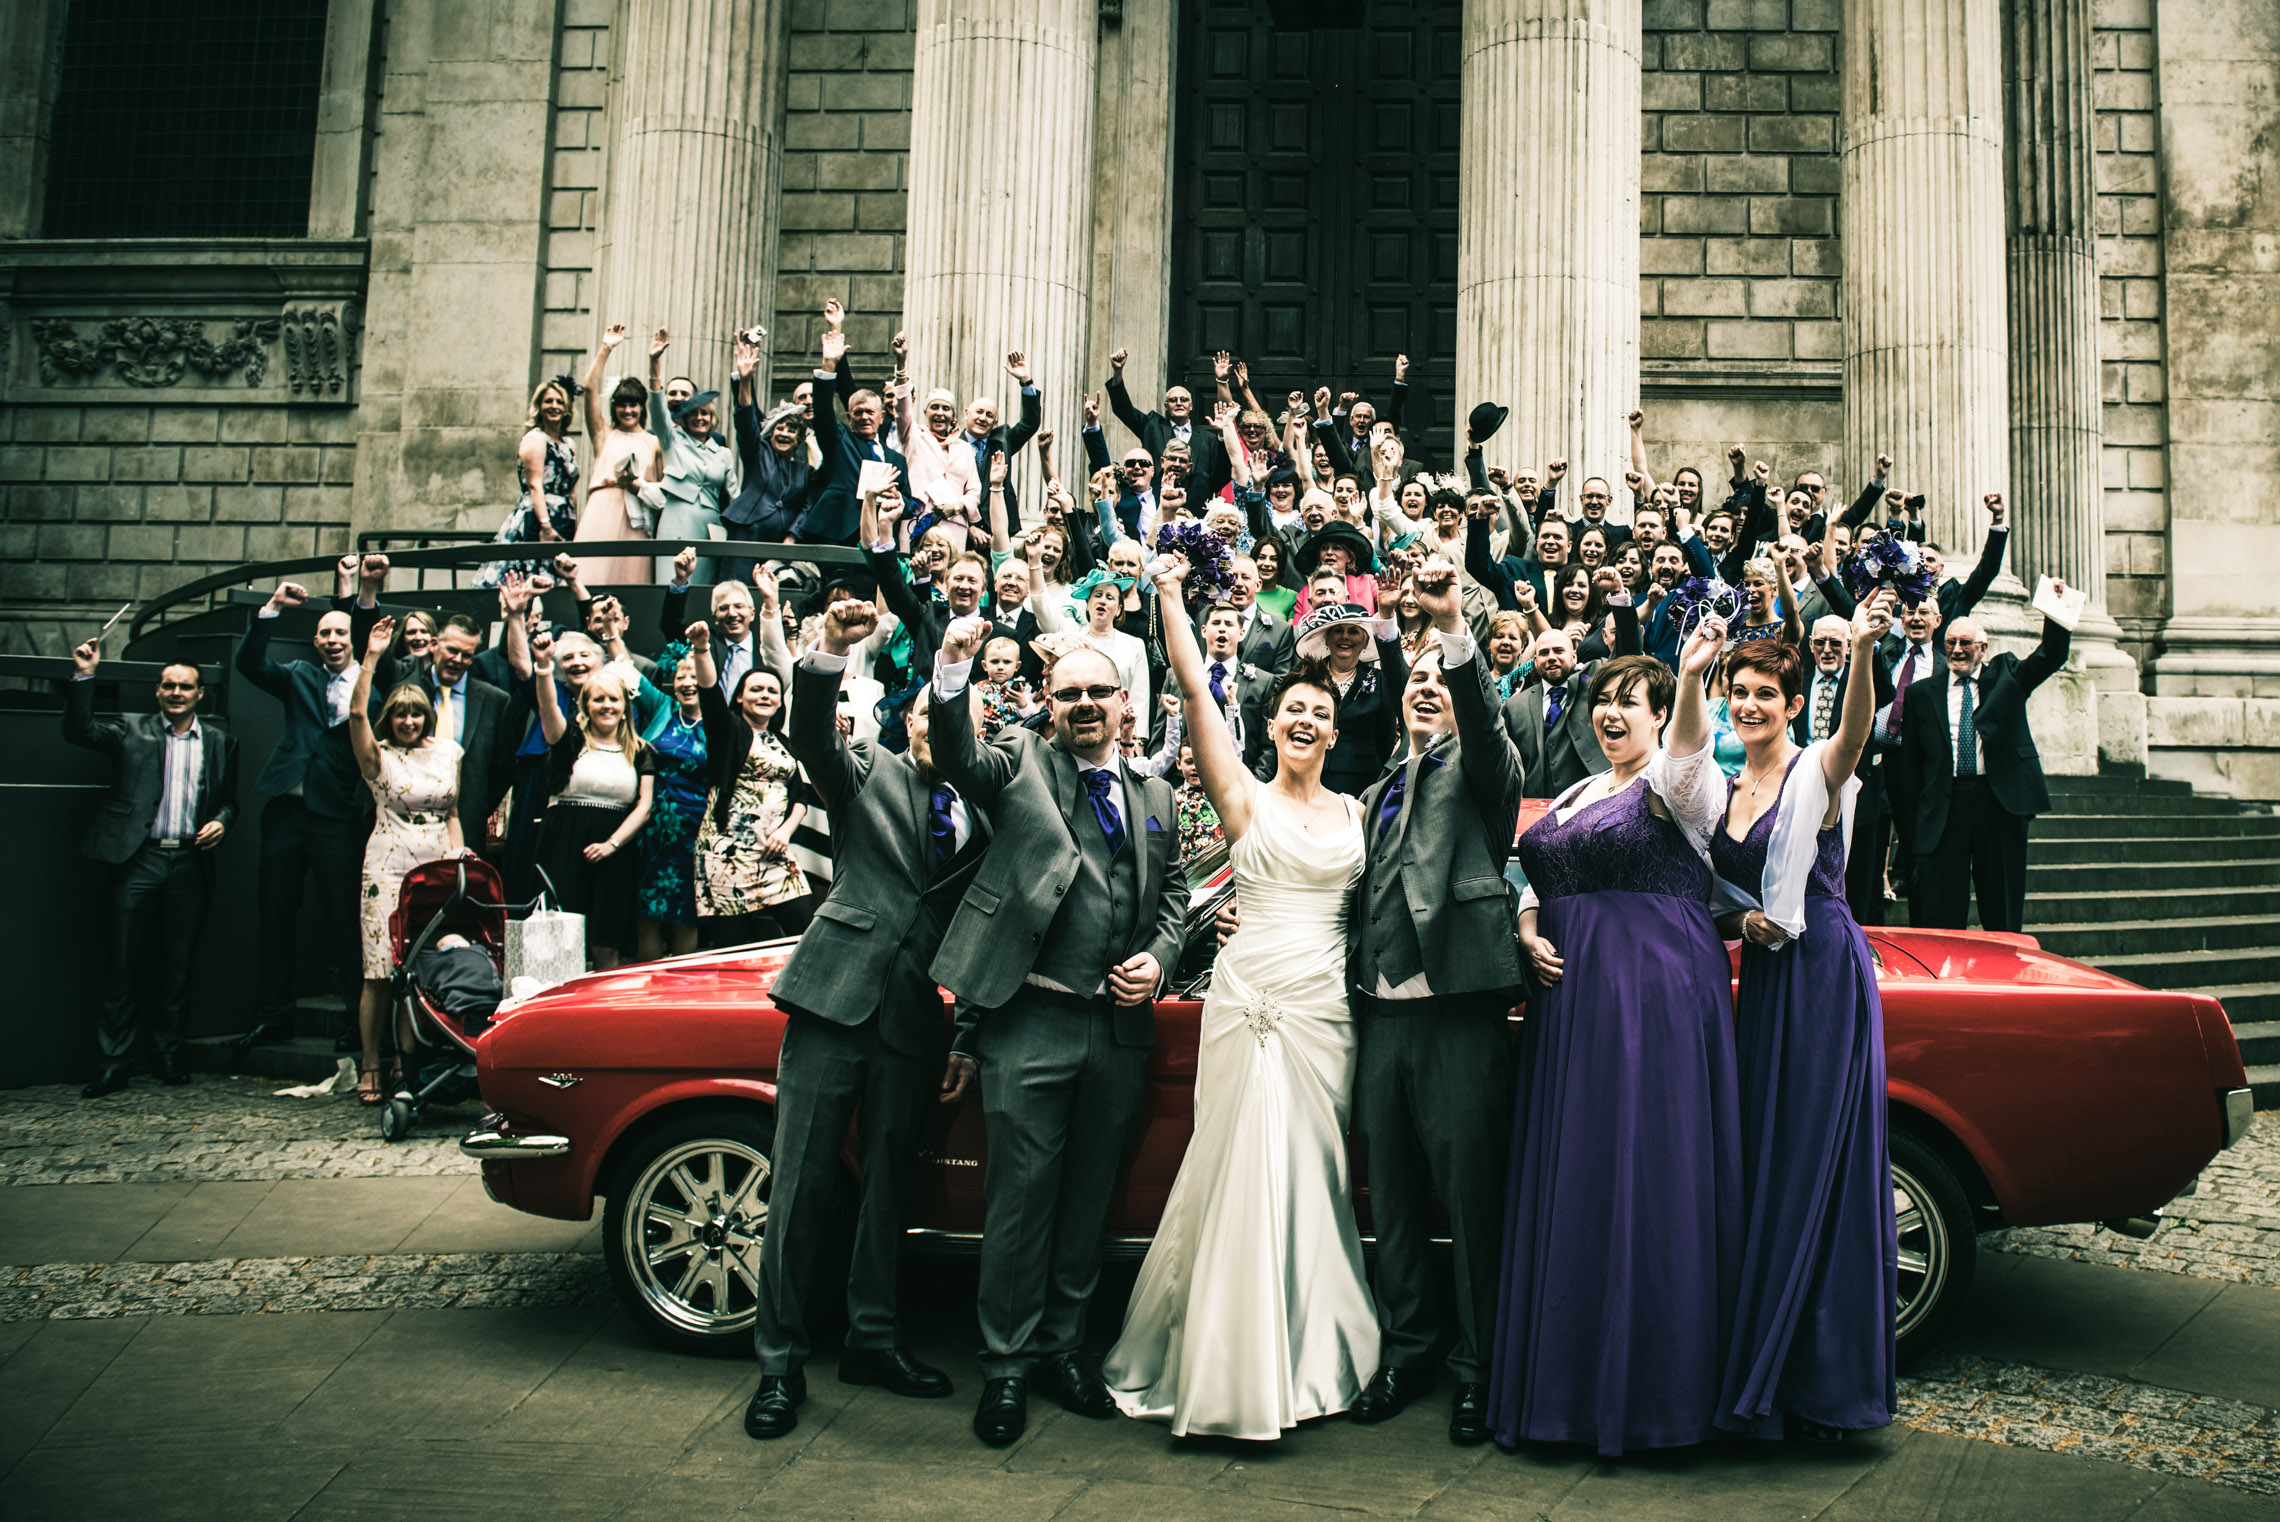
[1885,597,2072,933]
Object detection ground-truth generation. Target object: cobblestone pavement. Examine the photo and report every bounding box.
[0,1251,610,1322]
[1985,1112,2280,1286]
[1899,1351,2280,1496]
[0,1076,476,1185]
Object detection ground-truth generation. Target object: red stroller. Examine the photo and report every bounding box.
[381,858,510,1142]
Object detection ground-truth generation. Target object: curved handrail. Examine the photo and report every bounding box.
[127,537,868,645]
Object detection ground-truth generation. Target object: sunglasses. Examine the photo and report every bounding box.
[1049,683,1120,703]
[1123,459,1152,470]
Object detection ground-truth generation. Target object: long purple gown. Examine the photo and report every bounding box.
[1490,772,1743,1454]
[1710,759,1897,1435]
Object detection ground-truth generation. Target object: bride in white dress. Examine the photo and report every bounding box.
[1101,550,1380,1440]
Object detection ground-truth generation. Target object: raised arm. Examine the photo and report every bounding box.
[1952,493,2011,617]
[1837,453,1891,532]
[929,615,1019,806]
[1667,616,1727,758]
[1626,409,1655,494]
[1823,592,1895,797]
[984,446,1011,555]
[348,616,393,781]
[1418,559,1524,831]
[1105,348,1151,444]
[533,643,568,747]
[583,326,624,444]
[2017,597,2074,696]
[1145,553,1257,838]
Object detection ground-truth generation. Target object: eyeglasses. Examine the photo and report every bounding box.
[1123,459,1152,470]
[1943,640,1985,652]
[1807,637,1846,648]
[1049,683,1120,703]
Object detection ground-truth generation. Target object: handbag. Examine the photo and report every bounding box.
[505,907,586,995]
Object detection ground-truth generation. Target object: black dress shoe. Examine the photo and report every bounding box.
[1350,1365,1435,1424]
[973,1377,1028,1447]
[1449,1381,1490,1445]
[1035,1352,1117,1419]
[839,1346,951,1398]
[81,1068,129,1100]
[743,1372,807,1439]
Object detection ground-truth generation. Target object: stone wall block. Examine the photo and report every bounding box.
[1707,155,1789,193]
[41,447,109,483]
[143,486,214,523]
[149,409,220,445]
[109,448,181,485]
[16,409,81,444]
[80,410,151,445]
[181,447,252,485]
[1706,319,1792,358]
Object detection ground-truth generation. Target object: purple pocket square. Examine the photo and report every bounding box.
[1144,817,1164,834]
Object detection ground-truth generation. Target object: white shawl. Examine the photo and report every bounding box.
[1709,739,1861,941]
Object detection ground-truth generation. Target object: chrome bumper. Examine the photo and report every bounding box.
[2224,1088,2253,1149]
[460,1123,571,1160]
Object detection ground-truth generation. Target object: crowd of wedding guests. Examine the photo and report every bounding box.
[63,299,2079,1468]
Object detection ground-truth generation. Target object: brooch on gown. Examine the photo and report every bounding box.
[1240,994,1284,1047]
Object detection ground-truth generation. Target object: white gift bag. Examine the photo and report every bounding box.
[506,908,587,993]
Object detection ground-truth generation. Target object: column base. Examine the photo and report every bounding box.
[2145,618,2280,801]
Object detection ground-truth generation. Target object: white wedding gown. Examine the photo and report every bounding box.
[1103,787,1380,1438]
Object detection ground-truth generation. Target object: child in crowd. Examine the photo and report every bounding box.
[975,636,1036,734]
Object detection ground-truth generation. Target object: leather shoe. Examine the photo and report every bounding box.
[973,1376,1028,1447]
[235,1021,294,1048]
[839,1345,951,1398]
[1034,1352,1116,1419]
[743,1372,806,1439]
[159,1057,191,1087]
[1449,1381,1490,1445]
[1350,1365,1434,1424]
[81,1067,129,1100]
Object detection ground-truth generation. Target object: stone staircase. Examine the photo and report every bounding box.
[2019,771,2280,1108]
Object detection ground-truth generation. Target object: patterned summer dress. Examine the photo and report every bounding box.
[359,738,463,976]
[636,712,709,926]
[694,730,810,916]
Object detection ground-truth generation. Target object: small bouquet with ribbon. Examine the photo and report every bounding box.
[1663,575,1744,640]
[1152,517,1235,607]
[1842,533,1937,609]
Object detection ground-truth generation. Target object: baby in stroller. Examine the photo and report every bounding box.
[383,858,511,1140]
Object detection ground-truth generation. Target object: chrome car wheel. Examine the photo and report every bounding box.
[1889,1128,1977,1358]
[1891,1160,1946,1342]
[606,1117,772,1349]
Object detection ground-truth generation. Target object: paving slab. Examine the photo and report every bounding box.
[1056,1476,1430,1522]
[0,1443,347,1522]
[291,1441,675,1522]
[1944,1252,2228,1379]
[479,1312,756,1449]
[2133,1283,2280,1410]
[393,1174,601,1255]
[750,1454,1088,1522]
[1538,1430,1914,1521]
[1202,1409,1499,1515]
[209,1176,466,1257]
[123,1179,278,1259]
[0,1317,146,1474]
[0,1181,194,1263]
[1813,1428,2166,1521]
[275,1306,604,1443]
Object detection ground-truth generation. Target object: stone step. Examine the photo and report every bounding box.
[2195,984,2280,1024]
[2031,835,2280,865]
[2032,813,2280,840]
[2028,857,2280,892]
[2247,1064,2280,1110]
[2077,946,2280,993]
[2042,791,2249,815]
[2044,772,2194,797]
[2033,914,2280,959]
[2025,885,2280,924]
[184,1034,356,1085]
[2232,1022,2280,1068]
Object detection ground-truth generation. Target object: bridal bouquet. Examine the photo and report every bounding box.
[1153,518,1235,607]
[1663,575,1743,640]
[1843,534,1937,609]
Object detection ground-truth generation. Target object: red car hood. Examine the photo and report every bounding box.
[1868,927,2143,992]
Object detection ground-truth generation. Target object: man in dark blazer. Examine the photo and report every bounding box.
[1887,593,2073,933]
[1499,628,1608,800]
[1347,559,1525,1445]
[65,642,239,1098]
[1227,552,1294,675]
[957,350,1044,531]
[1105,346,1222,485]
[928,622,1187,1449]
[793,327,913,546]
[234,579,372,1049]
[1926,493,2012,625]
[1797,615,1899,925]
[740,598,991,1442]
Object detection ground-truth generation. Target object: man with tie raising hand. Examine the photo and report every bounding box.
[1798,614,1897,924]
[926,614,1188,1449]
[1886,588,2073,933]
[742,594,992,1443]
[1498,628,1609,800]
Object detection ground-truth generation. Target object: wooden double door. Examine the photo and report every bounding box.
[1172,0,1463,470]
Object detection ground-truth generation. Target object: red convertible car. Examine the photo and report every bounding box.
[462,858,2253,1362]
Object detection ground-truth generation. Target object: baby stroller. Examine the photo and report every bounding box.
[381,858,510,1142]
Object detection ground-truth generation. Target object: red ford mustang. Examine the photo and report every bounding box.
[462,860,2253,1361]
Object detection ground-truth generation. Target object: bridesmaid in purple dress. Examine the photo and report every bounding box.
[1494,620,1742,1455]
[1710,595,1898,1442]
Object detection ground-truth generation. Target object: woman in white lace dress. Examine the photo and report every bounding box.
[1099,550,1379,1441]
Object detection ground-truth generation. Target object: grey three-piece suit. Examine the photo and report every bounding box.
[1352,639,1526,1383]
[752,659,992,1374]
[930,676,1188,1380]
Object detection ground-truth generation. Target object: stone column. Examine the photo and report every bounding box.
[2003,0,2139,763]
[904,0,1098,512]
[1840,0,2010,559]
[594,0,789,398]
[1456,0,1640,496]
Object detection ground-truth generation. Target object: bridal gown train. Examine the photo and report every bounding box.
[1103,788,1380,1439]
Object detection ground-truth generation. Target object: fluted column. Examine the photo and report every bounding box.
[595,0,789,396]
[1841,0,2010,558]
[2004,0,2123,642]
[1457,0,1640,496]
[904,0,1098,510]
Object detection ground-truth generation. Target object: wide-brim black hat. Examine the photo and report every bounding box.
[1296,520,1377,578]
[1468,401,1509,444]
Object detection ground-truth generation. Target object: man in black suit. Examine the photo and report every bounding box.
[1347,559,1524,1445]
[234,578,372,1049]
[1186,604,1275,771]
[793,326,913,546]
[65,642,239,1098]
[1227,553,1294,675]
[1499,628,1607,800]
[1798,615,1899,925]
[929,622,1187,1449]
[956,350,1044,531]
[1887,592,2073,933]
[1105,346,1222,485]
[741,597,991,1441]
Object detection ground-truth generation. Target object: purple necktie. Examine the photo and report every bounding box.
[1084,768,1126,854]
[1376,755,1443,836]
[1209,661,1229,707]
[929,783,956,865]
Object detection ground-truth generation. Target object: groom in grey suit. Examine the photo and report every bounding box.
[1349,559,1525,1446]
[929,619,1188,1449]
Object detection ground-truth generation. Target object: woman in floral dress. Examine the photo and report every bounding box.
[348,616,464,1105]
[688,626,812,942]
[484,377,579,584]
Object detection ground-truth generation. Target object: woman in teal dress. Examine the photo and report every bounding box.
[635,641,709,959]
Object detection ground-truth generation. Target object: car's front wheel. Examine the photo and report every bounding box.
[1891,1128,1977,1362]
[602,1106,775,1356]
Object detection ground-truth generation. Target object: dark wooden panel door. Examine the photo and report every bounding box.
[1173,1,1462,470]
